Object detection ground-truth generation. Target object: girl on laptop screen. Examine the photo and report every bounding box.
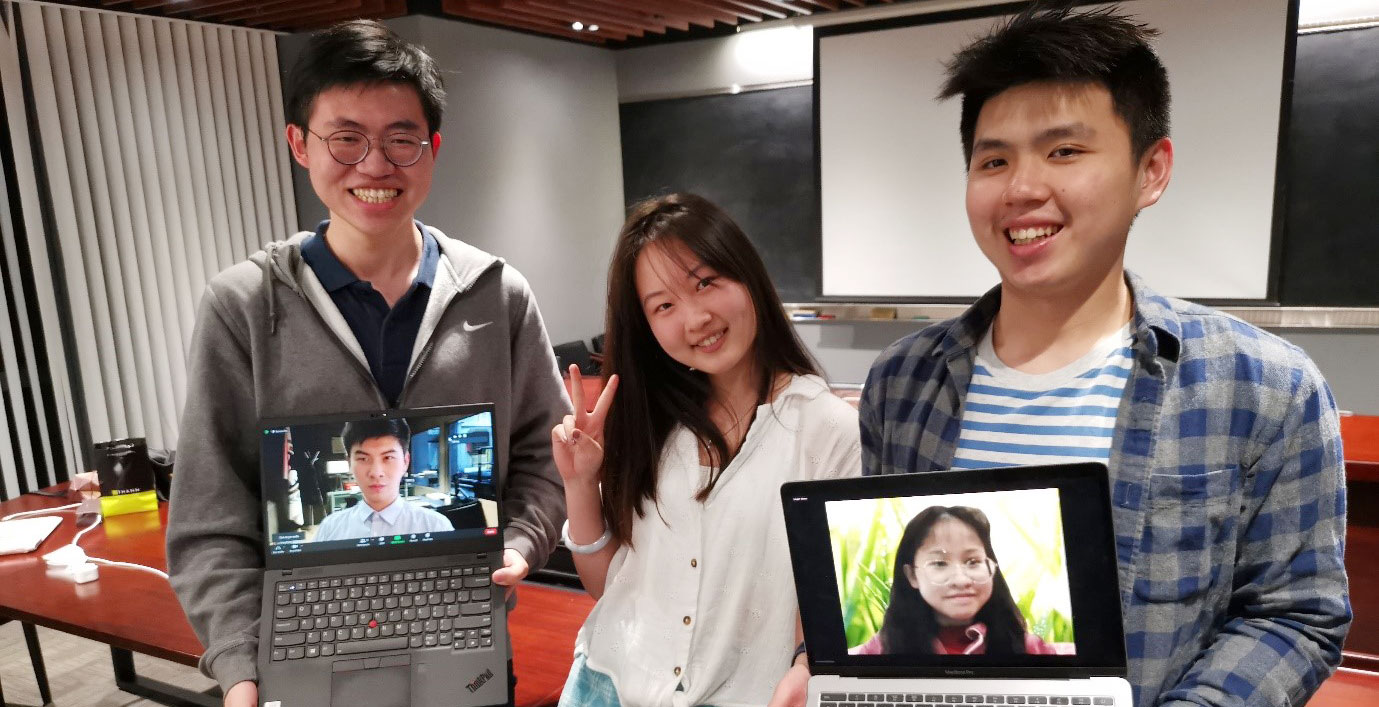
[551,193,862,706]
[853,505,1059,656]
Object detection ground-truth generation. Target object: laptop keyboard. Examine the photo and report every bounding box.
[269,560,495,661]
[818,695,1115,707]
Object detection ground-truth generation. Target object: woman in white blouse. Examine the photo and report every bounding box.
[552,193,861,707]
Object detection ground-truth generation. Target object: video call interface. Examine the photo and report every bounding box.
[824,488,1077,658]
[262,411,498,556]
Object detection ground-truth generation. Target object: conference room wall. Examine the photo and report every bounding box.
[616,24,813,102]
[280,15,625,346]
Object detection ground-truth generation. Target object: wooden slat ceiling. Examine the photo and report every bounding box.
[71,0,900,45]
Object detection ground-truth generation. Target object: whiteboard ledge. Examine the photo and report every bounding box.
[785,304,1379,331]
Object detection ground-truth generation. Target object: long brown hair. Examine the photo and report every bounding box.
[600,193,818,546]
[877,506,1027,655]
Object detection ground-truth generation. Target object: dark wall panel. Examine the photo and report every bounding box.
[619,86,818,303]
[1280,25,1379,306]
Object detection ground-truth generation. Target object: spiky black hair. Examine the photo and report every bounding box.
[286,20,446,135]
[341,417,411,455]
[939,3,1170,164]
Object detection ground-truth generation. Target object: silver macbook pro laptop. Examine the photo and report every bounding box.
[256,405,508,707]
[782,462,1133,707]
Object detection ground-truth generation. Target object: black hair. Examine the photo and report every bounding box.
[341,418,411,456]
[285,20,446,134]
[600,193,819,546]
[875,506,1029,655]
[938,3,1170,164]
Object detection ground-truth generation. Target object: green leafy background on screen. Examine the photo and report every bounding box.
[828,490,1076,651]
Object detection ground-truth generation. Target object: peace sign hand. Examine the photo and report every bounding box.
[551,365,619,489]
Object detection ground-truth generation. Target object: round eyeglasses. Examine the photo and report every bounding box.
[306,128,430,167]
[918,557,997,586]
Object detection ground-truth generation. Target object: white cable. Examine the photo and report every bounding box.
[88,557,169,580]
[65,513,171,579]
[72,512,102,545]
[12,504,172,580]
[2,503,80,521]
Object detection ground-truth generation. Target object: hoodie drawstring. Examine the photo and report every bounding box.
[263,242,279,334]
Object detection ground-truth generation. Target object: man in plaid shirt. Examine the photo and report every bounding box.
[859,7,1350,707]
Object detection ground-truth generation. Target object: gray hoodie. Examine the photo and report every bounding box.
[166,227,571,690]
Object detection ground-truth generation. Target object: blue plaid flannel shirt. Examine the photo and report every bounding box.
[859,272,1350,707]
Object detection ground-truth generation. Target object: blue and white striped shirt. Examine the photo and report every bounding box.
[951,324,1132,469]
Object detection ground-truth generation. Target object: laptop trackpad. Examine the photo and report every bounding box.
[330,656,411,707]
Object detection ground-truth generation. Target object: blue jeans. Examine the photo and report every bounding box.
[557,654,723,707]
[558,653,620,707]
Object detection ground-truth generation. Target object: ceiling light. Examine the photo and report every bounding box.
[572,21,584,30]
[588,24,599,32]
[733,25,813,76]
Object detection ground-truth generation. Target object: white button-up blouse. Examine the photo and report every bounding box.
[576,374,862,707]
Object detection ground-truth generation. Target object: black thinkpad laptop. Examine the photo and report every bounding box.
[256,405,508,707]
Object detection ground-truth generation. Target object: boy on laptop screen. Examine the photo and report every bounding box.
[828,490,1072,657]
[261,409,499,553]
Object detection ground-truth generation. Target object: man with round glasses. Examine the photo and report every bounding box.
[303,129,431,168]
[167,20,570,707]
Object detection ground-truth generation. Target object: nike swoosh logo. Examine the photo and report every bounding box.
[463,321,493,332]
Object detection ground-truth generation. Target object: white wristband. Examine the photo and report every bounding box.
[562,519,612,555]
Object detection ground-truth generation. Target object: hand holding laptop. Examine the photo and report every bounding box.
[223,680,255,707]
[492,548,527,600]
[769,662,811,707]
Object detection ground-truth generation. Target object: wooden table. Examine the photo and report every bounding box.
[510,583,594,705]
[1343,415,1379,483]
[0,485,593,706]
[0,488,210,705]
[1339,413,1379,697]
[1313,668,1379,706]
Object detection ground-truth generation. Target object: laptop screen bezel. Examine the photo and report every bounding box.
[258,404,502,571]
[783,462,1128,678]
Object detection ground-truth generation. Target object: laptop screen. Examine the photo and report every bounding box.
[259,405,500,568]
[783,463,1127,677]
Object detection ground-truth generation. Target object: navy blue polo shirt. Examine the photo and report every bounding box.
[300,221,440,407]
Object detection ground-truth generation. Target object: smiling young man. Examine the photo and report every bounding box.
[856,6,1350,707]
[312,419,454,541]
[166,20,569,707]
